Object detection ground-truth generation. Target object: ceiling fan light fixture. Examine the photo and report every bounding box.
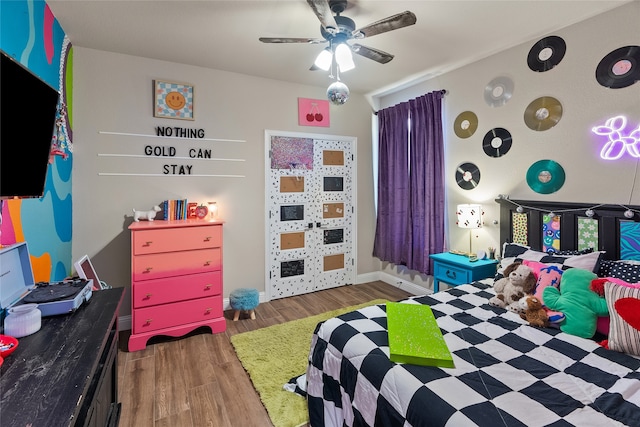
[314,48,333,71]
[335,43,355,72]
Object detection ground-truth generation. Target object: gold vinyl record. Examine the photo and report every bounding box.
[524,96,563,131]
[453,111,478,138]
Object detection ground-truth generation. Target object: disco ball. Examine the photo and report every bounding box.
[327,81,350,105]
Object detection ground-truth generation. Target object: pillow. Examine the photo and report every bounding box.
[502,242,529,258]
[497,250,603,281]
[598,259,640,278]
[604,281,640,356]
[555,251,603,272]
[517,250,603,273]
[607,262,640,283]
[523,261,565,324]
[546,248,594,256]
[598,259,618,277]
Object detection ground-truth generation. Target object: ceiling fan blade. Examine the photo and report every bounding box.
[306,0,338,32]
[354,11,417,38]
[259,37,326,44]
[351,43,394,64]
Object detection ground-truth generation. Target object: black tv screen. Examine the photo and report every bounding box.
[1,50,59,199]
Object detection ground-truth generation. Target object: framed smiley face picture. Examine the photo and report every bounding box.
[153,79,194,120]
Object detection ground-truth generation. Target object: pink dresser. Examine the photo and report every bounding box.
[128,219,226,352]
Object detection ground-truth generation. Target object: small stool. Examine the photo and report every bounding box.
[229,288,259,321]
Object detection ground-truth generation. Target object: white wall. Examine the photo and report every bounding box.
[71,48,380,316]
[375,1,640,283]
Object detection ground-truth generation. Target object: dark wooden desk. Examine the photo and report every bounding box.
[0,288,124,427]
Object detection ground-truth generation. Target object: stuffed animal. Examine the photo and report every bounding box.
[518,295,549,328]
[489,262,537,313]
[543,268,609,339]
[133,205,161,222]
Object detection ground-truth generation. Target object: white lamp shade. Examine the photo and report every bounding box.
[457,204,482,229]
[314,48,332,71]
[335,43,355,72]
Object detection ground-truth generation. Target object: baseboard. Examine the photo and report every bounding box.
[120,315,131,331]
[373,271,432,296]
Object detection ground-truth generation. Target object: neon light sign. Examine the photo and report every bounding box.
[592,116,640,160]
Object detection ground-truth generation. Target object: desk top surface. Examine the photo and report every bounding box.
[0,288,124,427]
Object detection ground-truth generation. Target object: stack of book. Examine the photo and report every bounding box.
[162,199,198,220]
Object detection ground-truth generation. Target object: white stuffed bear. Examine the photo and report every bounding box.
[489,262,537,313]
[133,205,161,222]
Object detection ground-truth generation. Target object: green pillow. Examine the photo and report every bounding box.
[543,268,608,338]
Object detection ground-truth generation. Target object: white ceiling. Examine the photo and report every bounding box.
[46,0,630,97]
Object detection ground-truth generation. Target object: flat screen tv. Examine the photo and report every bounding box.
[1,50,60,199]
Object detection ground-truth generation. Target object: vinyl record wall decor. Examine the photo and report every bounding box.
[524,96,563,131]
[596,45,640,89]
[526,160,565,194]
[527,36,566,72]
[482,128,512,157]
[453,111,478,138]
[484,76,514,107]
[455,162,481,190]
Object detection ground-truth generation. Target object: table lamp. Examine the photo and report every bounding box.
[456,204,483,256]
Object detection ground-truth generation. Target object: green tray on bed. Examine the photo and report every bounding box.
[387,302,454,368]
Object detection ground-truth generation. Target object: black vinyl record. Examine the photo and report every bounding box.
[596,45,640,89]
[482,128,512,157]
[528,36,566,72]
[456,162,481,190]
[526,160,565,194]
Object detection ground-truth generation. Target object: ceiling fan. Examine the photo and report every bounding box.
[259,0,417,70]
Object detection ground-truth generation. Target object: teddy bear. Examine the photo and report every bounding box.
[489,262,537,313]
[543,268,609,339]
[518,295,549,328]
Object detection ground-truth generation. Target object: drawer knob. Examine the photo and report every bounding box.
[145,293,153,298]
[205,308,212,314]
[446,270,456,279]
[204,284,212,290]
[204,260,211,266]
[144,267,153,273]
[145,319,153,324]
[144,241,153,246]
[204,236,212,241]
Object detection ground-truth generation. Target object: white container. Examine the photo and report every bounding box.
[4,304,41,338]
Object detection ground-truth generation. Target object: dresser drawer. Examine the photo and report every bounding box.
[433,262,472,286]
[132,295,223,334]
[133,271,222,308]
[133,224,222,255]
[133,247,221,281]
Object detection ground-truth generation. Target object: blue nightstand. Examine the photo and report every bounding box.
[429,252,498,292]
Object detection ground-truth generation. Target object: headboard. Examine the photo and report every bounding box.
[496,198,640,261]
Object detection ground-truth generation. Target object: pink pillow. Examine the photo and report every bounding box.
[526,261,565,324]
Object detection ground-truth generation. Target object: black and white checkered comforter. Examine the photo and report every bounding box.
[306,282,640,427]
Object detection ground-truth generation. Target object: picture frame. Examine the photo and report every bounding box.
[153,79,194,120]
[73,254,105,290]
[298,97,330,127]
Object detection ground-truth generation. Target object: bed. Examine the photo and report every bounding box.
[306,199,640,427]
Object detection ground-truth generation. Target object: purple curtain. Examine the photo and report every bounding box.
[373,91,445,274]
[372,102,410,265]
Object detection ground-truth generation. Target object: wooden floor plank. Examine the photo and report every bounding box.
[118,356,156,427]
[154,341,191,420]
[118,281,413,427]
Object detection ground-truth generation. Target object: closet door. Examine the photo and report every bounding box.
[266,132,356,299]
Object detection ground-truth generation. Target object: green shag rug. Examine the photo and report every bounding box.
[231,299,387,427]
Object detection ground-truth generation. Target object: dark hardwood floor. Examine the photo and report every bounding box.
[117,281,413,427]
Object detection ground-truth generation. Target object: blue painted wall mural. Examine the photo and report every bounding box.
[1,0,72,281]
